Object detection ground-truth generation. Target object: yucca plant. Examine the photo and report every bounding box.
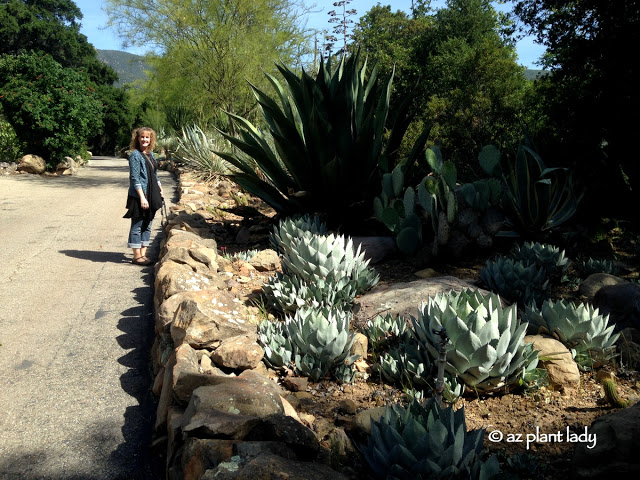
[215,51,424,219]
[523,299,620,360]
[285,307,359,381]
[509,242,570,277]
[282,233,379,295]
[500,140,581,235]
[480,256,549,306]
[411,289,539,393]
[270,214,327,256]
[361,399,500,480]
[175,124,228,181]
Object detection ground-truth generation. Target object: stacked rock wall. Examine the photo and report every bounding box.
[151,177,348,480]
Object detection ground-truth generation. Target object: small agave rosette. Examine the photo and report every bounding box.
[480,256,549,305]
[257,319,293,369]
[524,299,619,358]
[361,399,500,479]
[411,288,539,393]
[510,241,570,277]
[262,272,357,314]
[285,307,358,381]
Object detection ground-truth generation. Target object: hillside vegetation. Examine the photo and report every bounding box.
[97,50,150,86]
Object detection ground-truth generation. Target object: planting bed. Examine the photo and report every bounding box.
[178,176,640,479]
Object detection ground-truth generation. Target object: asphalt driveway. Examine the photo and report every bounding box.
[0,157,176,479]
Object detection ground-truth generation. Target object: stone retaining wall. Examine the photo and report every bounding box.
[150,174,349,480]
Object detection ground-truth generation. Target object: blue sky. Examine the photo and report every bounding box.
[75,0,545,68]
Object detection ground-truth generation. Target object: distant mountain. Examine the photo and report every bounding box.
[97,49,150,87]
[524,69,549,81]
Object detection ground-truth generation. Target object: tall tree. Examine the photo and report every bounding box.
[106,0,311,125]
[0,0,117,85]
[509,0,640,218]
[352,0,529,178]
[0,0,134,154]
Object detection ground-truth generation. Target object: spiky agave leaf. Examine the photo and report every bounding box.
[361,399,500,480]
[262,272,357,314]
[411,289,539,393]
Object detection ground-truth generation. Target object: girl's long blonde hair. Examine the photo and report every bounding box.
[129,127,156,152]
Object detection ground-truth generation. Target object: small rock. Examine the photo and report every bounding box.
[414,268,441,279]
[282,376,309,392]
[339,399,357,415]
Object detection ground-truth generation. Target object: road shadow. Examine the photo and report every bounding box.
[59,249,130,263]
[112,234,166,480]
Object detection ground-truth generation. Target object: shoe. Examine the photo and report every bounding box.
[132,256,152,266]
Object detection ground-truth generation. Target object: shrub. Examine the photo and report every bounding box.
[0,118,24,163]
[0,53,104,168]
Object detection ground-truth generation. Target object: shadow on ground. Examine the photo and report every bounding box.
[59,249,130,263]
[113,235,165,480]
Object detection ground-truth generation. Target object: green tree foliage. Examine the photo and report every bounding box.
[0,0,134,155]
[106,0,311,126]
[509,0,640,219]
[0,53,104,167]
[352,0,530,179]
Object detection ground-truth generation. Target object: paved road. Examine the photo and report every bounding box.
[0,157,176,480]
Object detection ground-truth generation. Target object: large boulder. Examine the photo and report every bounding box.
[353,276,484,327]
[18,154,46,174]
[55,156,77,175]
[572,402,640,478]
[167,290,257,348]
[593,283,640,331]
[579,273,627,299]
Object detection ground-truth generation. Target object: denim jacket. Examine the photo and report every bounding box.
[128,149,161,198]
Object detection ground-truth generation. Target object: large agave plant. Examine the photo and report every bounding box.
[500,140,581,234]
[361,399,500,480]
[270,214,327,255]
[262,272,357,314]
[480,256,549,306]
[411,289,539,393]
[523,299,620,358]
[509,242,570,277]
[282,233,379,294]
[285,307,359,381]
[216,51,423,219]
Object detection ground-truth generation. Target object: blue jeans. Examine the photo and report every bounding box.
[128,217,152,249]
